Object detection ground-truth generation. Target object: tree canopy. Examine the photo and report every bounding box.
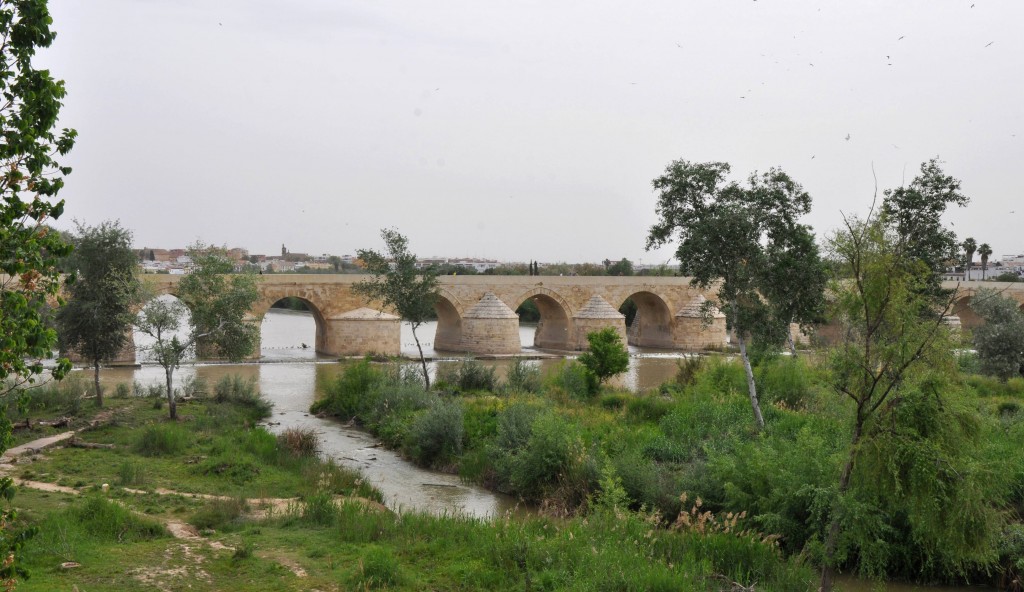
[354,229,439,388]
[0,0,78,396]
[970,288,1024,380]
[879,158,969,292]
[138,243,260,419]
[646,159,825,429]
[55,220,142,406]
[578,327,629,387]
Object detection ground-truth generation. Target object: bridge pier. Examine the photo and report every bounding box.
[458,293,521,355]
[322,308,400,357]
[673,295,728,350]
[572,296,627,350]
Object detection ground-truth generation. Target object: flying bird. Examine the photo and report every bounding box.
[811,155,816,159]
[898,36,905,40]
[845,134,850,141]
[985,41,994,47]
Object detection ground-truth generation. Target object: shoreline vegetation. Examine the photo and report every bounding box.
[4,347,1015,590]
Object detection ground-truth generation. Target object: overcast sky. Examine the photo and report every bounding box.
[40,0,1023,264]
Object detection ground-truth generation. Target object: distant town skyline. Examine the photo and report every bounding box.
[41,1,1023,263]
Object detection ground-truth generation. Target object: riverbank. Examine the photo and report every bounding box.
[1,375,815,591]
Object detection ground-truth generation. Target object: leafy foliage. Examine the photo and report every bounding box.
[578,327,630,387]
[354,229,439,388]
[0,0,77,396]
[970,288,1024,380]
[880,157,969,288]
[177,242,260,360]
[137,244,259,419]
[56,220,142,406]
[646,159,825,429]
[818,213,999,589]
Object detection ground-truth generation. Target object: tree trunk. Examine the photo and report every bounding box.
[165,367,176,420]
[819,418,864,592]
[735,332,765,430]
[93,360,103,407]
[412,327,430,390]
[787,328,798,358]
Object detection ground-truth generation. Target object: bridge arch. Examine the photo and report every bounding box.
[618,291,674,348]
[257,296,329,356]
[515,287,573,350]
[433,290,464,352]
[951,295,984,330]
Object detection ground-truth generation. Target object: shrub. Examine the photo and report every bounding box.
[459,360,498,392]
[134,423,192,457]
[494,402,542,453]
[241,428,279,463]
[278,426,320,457]
[302,491,339,526]
[67,495,167,542]
[626,395,674,423]
[508,412,582,502]
[405,400,464,467]
[116,460,147,486]
[599,392,628,410]
[213,375,272,419]
[675,356,705,387]
[310,358,385,418]
[196,455,261,484]
[971,289,1024,381]
[578,327,630,386]
[181,374,208,399]
[547,360,598,399]
[350,545,405,589]
[756,357,812,408]
[113,383,131,399]
[504,358,542,394]
[191,497,247,531]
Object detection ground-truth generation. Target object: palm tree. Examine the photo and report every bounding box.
[962,237,977,276]
[978,243,992,280]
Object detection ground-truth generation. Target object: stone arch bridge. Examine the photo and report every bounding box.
[144,274,731,357]
[141,276,1024,359]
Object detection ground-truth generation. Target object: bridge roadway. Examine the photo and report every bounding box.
[140,276,1024,360]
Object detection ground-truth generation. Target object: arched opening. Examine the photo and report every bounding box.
[433,295,463,353]
[619,291,673,349]
[260,296,328,359]
[952,296,984,330]
[515,293,571,351]
[134,293,193,363]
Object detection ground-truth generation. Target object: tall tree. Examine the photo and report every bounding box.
[646,159,823,429]
[55,220,142,407]
[819,215,999,590]
[0,0,77,397]
[606,258,634,276]
[177,242,260,361]
[971,288,1024,380]
[761,223,828,356]
[978,242,992,280]
[0,1,77,584]
[879,158,969,293]
[138,243,260,419]
[354,229,439,388]
[961,237,977,276]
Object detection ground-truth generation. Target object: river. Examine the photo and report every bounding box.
[99,309,996,591]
